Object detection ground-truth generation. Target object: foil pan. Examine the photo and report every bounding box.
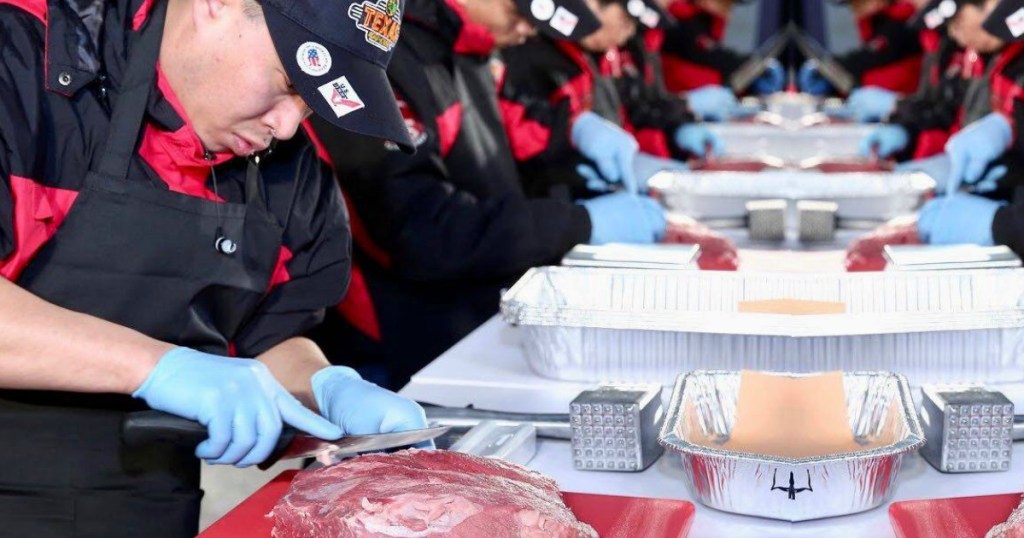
[708,123,875,164]
[648,170,935,225]
[658,370,925,521]
[500,267,1024,384]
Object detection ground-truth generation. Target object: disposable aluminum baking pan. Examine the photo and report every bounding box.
[658,370,925,521]
[648,170,935,224]
[708,123,875,163]
[499,267,1024,385]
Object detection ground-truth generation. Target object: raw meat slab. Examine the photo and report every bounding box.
[889,493,1022,538]
[200,470,695,538]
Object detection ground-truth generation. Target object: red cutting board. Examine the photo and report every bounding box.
[200,470,695,538]
[889,493,1022,538]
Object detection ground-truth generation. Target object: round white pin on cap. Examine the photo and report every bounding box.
[938,0,956,18]
[296,42,332,77]
[531,0,556,21]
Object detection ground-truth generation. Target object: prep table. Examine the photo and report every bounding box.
[399,316,1024,538]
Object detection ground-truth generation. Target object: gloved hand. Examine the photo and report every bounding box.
[798,60,833,96]
[661,215,739,270]
[674,124,725,158]
[917,193,1004,245]
[311,366,429,440]
[895,155,1008,194]
[844,215,921,271]
[750,59,786,95]
[633,153,688,191]
[571,111,640,194]
[133,347,343,467]
[579,192,667,244]
[945,112,1013,194]
[686,85,739,121]
[845,86,898,123]
[858,124,909,159]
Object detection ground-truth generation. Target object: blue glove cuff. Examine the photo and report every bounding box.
[133,346,191,399]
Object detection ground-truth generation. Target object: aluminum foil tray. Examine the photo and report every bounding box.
[708,123,875,164]
[648,170,935,224]
[658,370,924,521]
[499,267,1024,385]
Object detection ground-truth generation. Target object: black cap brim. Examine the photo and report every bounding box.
[515,0,601,40]
[984,0,1024,42]
[263,6,414,153]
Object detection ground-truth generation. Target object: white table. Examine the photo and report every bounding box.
[400,316,1024,538]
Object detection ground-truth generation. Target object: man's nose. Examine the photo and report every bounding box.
[270,95,311,141]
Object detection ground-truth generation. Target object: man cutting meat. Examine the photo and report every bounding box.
[0,0,427,535]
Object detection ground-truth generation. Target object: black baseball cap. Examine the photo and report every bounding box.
[516,0,602,40]
[984,0,1024,41]
[261,0,415,152]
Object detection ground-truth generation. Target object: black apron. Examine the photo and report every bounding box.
[0,2,287,536]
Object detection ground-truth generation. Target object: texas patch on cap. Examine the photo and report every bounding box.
[984,0,1024,42]
[515,0,601,40]
[261,0,415,152]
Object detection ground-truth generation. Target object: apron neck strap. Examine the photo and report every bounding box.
[93,0,168,182]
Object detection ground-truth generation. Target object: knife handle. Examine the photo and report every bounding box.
[121,411,298,468]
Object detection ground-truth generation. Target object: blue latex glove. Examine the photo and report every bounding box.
[133,347,343,467]
[686,85,739,121]
[576,164,613,193]
[845,86,898,123]
[311,366,430,442]
[945,112,1013,194]
[571,111,639,194]
[579,192,667,244]
[858,124,909,158]
[896,155,1007,194]
[798,60,833,96]
[750,59,785,95]
[634,153,688,191]
[674,124,725,158]
[917,193,1004,245]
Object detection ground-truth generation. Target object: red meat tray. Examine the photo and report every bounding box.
[200,470,696,538]
[889,493,1022,538]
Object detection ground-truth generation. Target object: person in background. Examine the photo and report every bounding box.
[655,0,785,121]
[499,0,741,269]
[841,0,962,124]
[857,0,1001,164]
[305,0,668,388]
[799,0,924,95]
[846,0,1024,271]
[0,0,427,534]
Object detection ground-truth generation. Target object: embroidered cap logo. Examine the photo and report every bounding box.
[348,0,402,52]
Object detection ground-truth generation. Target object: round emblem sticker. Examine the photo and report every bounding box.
[296,42,332,77]
[627,0,646,18]
[531,0,555,21]
[937,0,956,18]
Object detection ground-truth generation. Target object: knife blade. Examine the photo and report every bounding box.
[121,411,449,470]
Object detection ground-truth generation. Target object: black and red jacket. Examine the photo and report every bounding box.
[0,0,350,356]
[833,2,923,93]
[305,0,591,387]
[499,36,624,198]
[979,43,1024,258]
[887,36,984,160]
[617,30,697,158]
[500,35,695,195]
[659,1,747,92]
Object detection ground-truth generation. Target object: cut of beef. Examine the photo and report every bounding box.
[988,495,1024,538]
[269,449,599,538]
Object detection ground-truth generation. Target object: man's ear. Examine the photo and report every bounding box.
[193,0,232,30]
